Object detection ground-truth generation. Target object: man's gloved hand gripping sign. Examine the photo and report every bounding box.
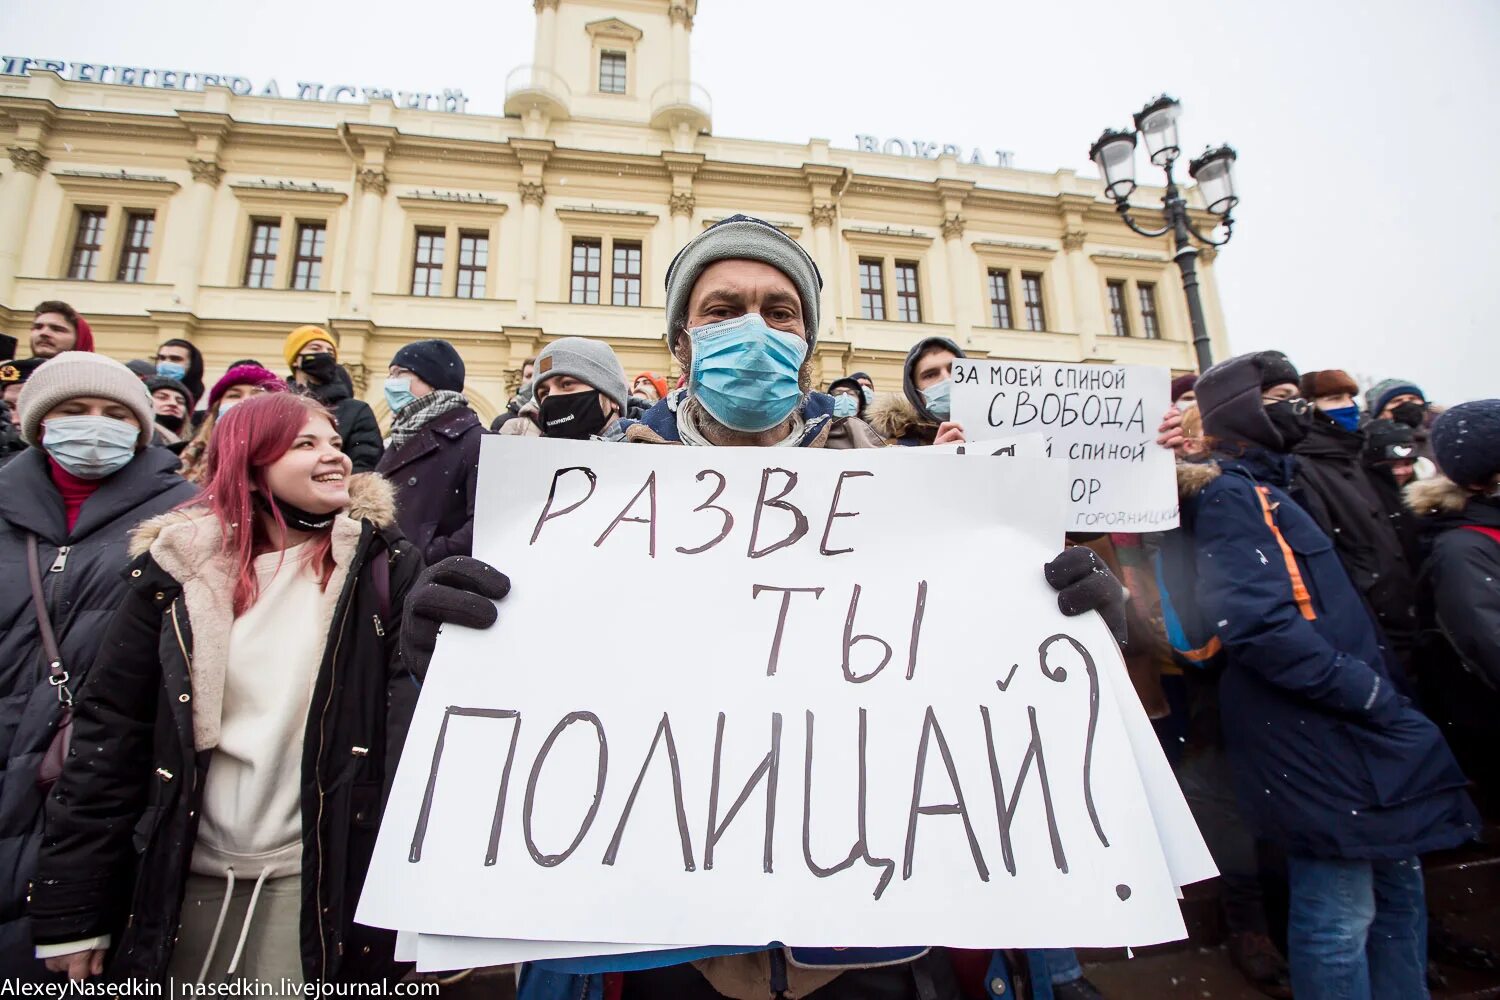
[358,436,1210,963]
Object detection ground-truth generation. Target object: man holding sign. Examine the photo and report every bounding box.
[377,217,1138,1000]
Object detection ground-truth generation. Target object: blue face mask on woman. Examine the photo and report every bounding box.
[922,379,953,422]
[42,415,139,479]
[688,313,808,432]
[832,394,859,419]
[1324,404,1360,433]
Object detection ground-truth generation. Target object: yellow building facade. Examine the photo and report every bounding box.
[0,0,1230,427]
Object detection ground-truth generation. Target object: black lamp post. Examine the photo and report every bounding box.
[1089,95,1238,373]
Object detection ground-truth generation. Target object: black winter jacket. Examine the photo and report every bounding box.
[375,405,484,562]
[0,448,196,977]
[297,375,384,474]
[1407,477,1500,796]
[1293,415,1419,668]
[29,475,424,984]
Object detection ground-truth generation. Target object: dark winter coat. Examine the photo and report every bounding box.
[296,374,383,474]
[0,447,196,977]
[1164,449,1478,860]
[1293,415,1419,667]
[1406,477,1500,796]
[376,405,485,563]
[29,475,424,984]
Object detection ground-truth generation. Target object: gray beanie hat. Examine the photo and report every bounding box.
[534,337,630,413]
[18,351,155,448]
[664,214,822,354]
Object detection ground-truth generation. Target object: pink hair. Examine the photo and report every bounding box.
[185,392,340,615]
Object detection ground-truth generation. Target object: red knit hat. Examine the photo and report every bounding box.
[634,371,669,400]
[208,363,287,409]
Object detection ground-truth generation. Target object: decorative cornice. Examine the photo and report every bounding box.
[941,214,965,240]
[519,181,546,207]
[7,146,48,176]
[187,157,225,187]
[556,205,658,229]
[356,167,388,195]
[669,191,695,217]
[810,203,837,227]
[1198,246,1218,264]
[1061,230,1087,251]
[668,4,695,28]
[53,169,179,199]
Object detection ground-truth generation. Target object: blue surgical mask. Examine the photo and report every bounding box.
[1325,404,1360,433]
[921,379,952,422]
[832,394,859,419]
[216,400,239,416]
[688,314,807,433]
[384,377,417,414]
[861,387,875,407]
[42,415,139,479]
[156,361,187,381]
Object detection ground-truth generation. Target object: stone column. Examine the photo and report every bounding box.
[668,4,694,82]
[942,214,970,341]
[0,145,47,305]
[518,180,545,319]
[169,157,224,309]
[349,167,388,312]
[669,192,695,251]
[534,0,560,76]
[1061,230,1102,360]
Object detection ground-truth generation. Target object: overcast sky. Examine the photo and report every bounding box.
[4,0,1495,405]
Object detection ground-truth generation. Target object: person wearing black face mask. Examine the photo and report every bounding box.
[1155,350,1478,1000]
[1366,378,1440,474]
[528,337,631,442]
[281,325,383,473]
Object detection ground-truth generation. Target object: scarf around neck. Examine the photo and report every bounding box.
[388,390,468,449]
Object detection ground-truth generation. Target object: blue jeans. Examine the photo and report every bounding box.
[1287,856,1428,1000]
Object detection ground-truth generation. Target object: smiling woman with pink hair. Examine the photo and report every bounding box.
[26,391,513,989]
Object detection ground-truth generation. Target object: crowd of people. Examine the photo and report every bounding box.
[0,213,1494,1000]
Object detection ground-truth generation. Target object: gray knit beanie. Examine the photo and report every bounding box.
[18,351,156,448]
[534,337,630,413]
[664,215,822,354]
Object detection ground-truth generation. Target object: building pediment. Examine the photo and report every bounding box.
[584,17,644,45]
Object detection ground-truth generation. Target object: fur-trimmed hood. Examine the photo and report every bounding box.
[1176,459,1221,499]
[1405,476,1471,518]
[864,392,934,442]
[127,472,397,752]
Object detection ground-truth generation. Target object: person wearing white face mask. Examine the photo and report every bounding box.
[0,351,197,978]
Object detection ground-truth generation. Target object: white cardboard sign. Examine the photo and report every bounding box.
[358,437,1206,953]
[950,360,1179,532]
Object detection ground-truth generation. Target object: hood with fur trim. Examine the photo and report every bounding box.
[127,472,396,752]
[1176,460,1221,499]
[864,392,936,444]
[1404,476,1471,519]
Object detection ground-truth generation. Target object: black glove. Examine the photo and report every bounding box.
[1044,547,1128,645]
[400,556,512,672]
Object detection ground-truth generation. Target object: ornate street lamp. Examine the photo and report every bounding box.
[1089,95,1239,372]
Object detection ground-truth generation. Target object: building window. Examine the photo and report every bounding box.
[1139,282,1161,339]
[243,219,280,288]
[456,231,488,299]
[67,209,107,280]
[570,238,602,304]
[894,261,922,323]
[858,258,885,320]
[290,221,326,291]
[612,241,642,306]
[1021,272,1047,331]
[114,211,154,283]
[1106,280,1131,337]
[411,228,445,297]
[987,269,1012,328]
[599,51,627,94]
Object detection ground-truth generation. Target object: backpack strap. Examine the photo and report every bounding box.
[1255,487,1317,622]
[371,542,391,624]
[1463,525,1500,545]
